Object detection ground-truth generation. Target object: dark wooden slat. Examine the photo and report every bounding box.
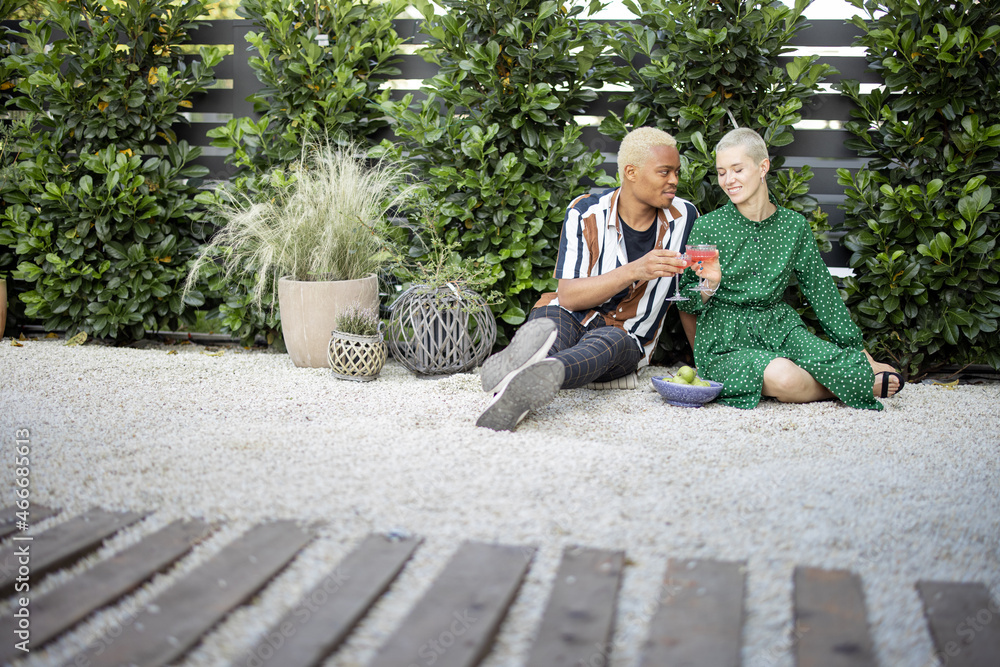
[187,19,256,44]
[368,541,535,667]
[0,520,209,662]
[799,94,861,122]
[175,123,227,146]
[189,155,240,181]
[777,56,880,84]
[231,21,261,120]
[793,566,877,667]
[67,520,313,667]
[0,503,57,540]
[0,508,144,596]
[916,580,1000,667]
[524,547,624,667]
[774,129,857,159]
[185,86,240,114]
[396,53,440,79]
[256,534,421,667]
[787,20,867,48]
[638,558,746,667]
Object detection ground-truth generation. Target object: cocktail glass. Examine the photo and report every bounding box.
[663,253,693,301]
[686,244,719,292]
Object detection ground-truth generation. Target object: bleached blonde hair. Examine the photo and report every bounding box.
[617,126,677,179]
[716,127,769,166]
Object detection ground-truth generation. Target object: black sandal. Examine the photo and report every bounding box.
[875,371,905,398]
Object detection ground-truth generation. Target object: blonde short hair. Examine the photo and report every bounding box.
[617,126,677,179]
[716,127,769,166]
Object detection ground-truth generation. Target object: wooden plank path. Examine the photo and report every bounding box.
[259,533,422,667]
[639,558,746,667]
[794,566,877,667]
[0,508,144,596]
[524,547,624,667]
[66,520,312,667]
[3,507,995,667]
[0,503,58,539]
[368,541,535,667]
[916,580,1000,667]
[0,520,209,663]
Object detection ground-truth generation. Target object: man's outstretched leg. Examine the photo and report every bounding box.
[480,318,559,393]
[477,318,562,431]
[475,359,564,431]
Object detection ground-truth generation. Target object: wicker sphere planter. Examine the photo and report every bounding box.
[328,325,388,382]
[388,283,496,375]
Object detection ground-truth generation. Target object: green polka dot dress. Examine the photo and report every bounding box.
[677,196,881,410]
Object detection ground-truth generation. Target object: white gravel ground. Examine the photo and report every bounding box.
[1,338,998,667]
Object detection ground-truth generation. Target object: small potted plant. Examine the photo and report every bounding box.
[186,140,419,368]
[388,218,500,376]
[328,304,387,381]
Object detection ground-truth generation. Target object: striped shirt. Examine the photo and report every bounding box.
[535,187,699,366]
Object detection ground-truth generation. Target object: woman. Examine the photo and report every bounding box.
[677,127,903,409]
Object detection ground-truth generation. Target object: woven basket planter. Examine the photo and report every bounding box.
[388,283,496,376]
[328,325,388,382]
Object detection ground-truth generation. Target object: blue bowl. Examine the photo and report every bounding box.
[651,375,723,408]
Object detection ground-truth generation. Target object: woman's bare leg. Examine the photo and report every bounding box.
[864,350,901,398]
[761,357,836,403]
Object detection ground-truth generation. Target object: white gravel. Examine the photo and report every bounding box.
[1,338,998,667]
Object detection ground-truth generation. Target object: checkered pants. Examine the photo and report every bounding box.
[527,305,644,389]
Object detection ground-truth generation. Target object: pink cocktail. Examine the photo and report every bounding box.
[687,247,718,264]
[686,244,718,292]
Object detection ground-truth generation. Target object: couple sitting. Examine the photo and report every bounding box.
[476,126,903,431]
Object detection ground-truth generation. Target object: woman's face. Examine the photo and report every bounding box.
[716,146,768,206]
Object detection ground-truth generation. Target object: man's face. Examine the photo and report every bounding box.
[626,144,681,210]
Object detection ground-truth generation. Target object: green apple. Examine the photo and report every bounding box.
[677,365,696,383]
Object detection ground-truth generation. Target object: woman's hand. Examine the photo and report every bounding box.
[694,256,721,298]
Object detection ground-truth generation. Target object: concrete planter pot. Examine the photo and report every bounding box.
[0,278,6,340]
[277,274,379,368]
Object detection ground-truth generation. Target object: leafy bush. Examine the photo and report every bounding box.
[208,0,408,175]
[837,0,1000,376]
[0,0,34,328]
[602,0,831,219]
[381,0,617,341]
[0,0,222,340]
[200,0,409,345]
[601,0,834,359]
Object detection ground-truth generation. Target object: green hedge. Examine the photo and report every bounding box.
[837,0,1000,376]
[0,0,221,340]
[381,0,616,343]
[196,0,410,346]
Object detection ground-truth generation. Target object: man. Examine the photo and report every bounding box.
[477,126,699,431]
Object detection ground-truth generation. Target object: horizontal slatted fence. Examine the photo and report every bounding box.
[178,18,870,269]
[4,18,872,268]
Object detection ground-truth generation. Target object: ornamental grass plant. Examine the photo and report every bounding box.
[334,304,381,337]
[187,141,421,311]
